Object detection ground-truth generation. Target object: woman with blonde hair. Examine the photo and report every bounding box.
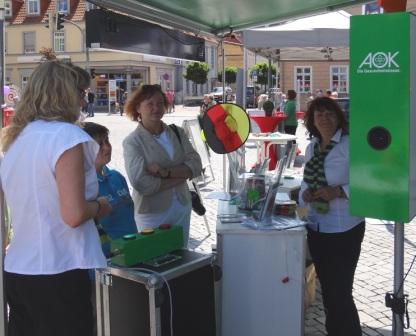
[0,60,111,336]
[123,84,202,245]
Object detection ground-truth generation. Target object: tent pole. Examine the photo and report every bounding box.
[267,57,272,98]
[0,4,6,335]
[392,222,404,336]
[220,38,228,191]
[241,46,247,172]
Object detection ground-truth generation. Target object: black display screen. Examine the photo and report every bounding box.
[86,9,205,62]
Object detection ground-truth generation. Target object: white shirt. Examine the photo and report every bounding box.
[135,130,190,230]
[299,129,364,233]
[1,120,106,275]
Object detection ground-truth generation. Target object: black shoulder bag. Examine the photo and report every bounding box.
[169,124,206,216]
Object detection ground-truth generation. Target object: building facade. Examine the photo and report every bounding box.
[4,0,211,108]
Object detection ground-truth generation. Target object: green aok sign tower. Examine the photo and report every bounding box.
[350,12,416,223]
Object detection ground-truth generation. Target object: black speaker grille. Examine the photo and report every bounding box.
[367,126,391,150]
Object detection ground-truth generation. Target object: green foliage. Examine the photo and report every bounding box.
[184,62,209,85]
[218,66,237,84]
[249,62,277,86]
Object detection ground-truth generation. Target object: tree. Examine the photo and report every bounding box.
[249,62,277,90]
[218,66,237,85]
[184,62,209,95]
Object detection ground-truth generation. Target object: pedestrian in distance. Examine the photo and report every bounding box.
[300,97,365,336]
[199,94,216,129]
[123,84,202,245]
[120,91,128,116]
[165,89,175,114]
[87,88,95,117]
[283,89,298,136]
[0,60,112,336]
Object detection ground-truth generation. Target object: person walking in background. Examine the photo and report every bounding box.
[165,89,175,113]
[123,85,202,245]
[300,97,365,336]
[87,88,95,117]
[198,94,216,129]
[120,91,128,116]
[257,93,268,110]
[283,89,298,135]
[0,60,112,336]
[81,122,138,256]
[81,89,88,115]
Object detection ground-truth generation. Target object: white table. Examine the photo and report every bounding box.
[246,108,265,116]
[247,132,297,162]
[216,201,306,336]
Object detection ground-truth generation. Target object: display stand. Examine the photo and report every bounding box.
[216,201,306,336]
[182,119,214,183]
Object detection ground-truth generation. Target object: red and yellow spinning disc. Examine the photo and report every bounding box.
[202,103,250,154]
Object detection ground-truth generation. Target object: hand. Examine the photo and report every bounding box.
[313,186,339,202]
[302,188,315,203]
[96,197,112,218]
[147,163,162,176]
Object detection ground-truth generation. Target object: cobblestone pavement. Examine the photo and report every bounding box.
[90,106,416,336]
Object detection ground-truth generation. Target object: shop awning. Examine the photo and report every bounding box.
[89,0,368,37]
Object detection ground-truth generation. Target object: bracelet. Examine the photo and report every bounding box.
[93,200,101,218]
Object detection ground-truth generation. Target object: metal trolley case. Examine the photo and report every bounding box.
[96,250,217,336]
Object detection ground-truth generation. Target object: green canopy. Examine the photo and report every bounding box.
[90,0,368,37]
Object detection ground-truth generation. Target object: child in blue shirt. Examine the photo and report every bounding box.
[81,122,137,256]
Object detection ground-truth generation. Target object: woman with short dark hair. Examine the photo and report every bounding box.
[123,85,202,245]
[300,97,365,336]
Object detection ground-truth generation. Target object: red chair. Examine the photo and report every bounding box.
[250,115,287,170]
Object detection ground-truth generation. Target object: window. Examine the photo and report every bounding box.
[5,70,12,86]
[23,32,36,54]
[5,0,12,18]
[330,66,349,94]
[210,47,215,70]
[54,31,65,52]
[27,0,40,15]
[21,74,30,91]
[57,0,69,13]
[294,66,312,93]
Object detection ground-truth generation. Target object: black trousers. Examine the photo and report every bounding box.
[284,125,297,135]
[5,269,93,336]
[307,222,365,336]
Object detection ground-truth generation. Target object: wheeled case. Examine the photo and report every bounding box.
[95,250,217,336]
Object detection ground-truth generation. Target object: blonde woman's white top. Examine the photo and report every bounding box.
[0,120,106,275]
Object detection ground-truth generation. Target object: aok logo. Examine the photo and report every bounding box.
[357,52,400,73]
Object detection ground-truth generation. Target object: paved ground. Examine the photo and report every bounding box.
[89,106,416,336]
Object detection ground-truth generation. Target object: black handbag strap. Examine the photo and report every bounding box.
[169,124,182,144]
[169,124,197,191]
